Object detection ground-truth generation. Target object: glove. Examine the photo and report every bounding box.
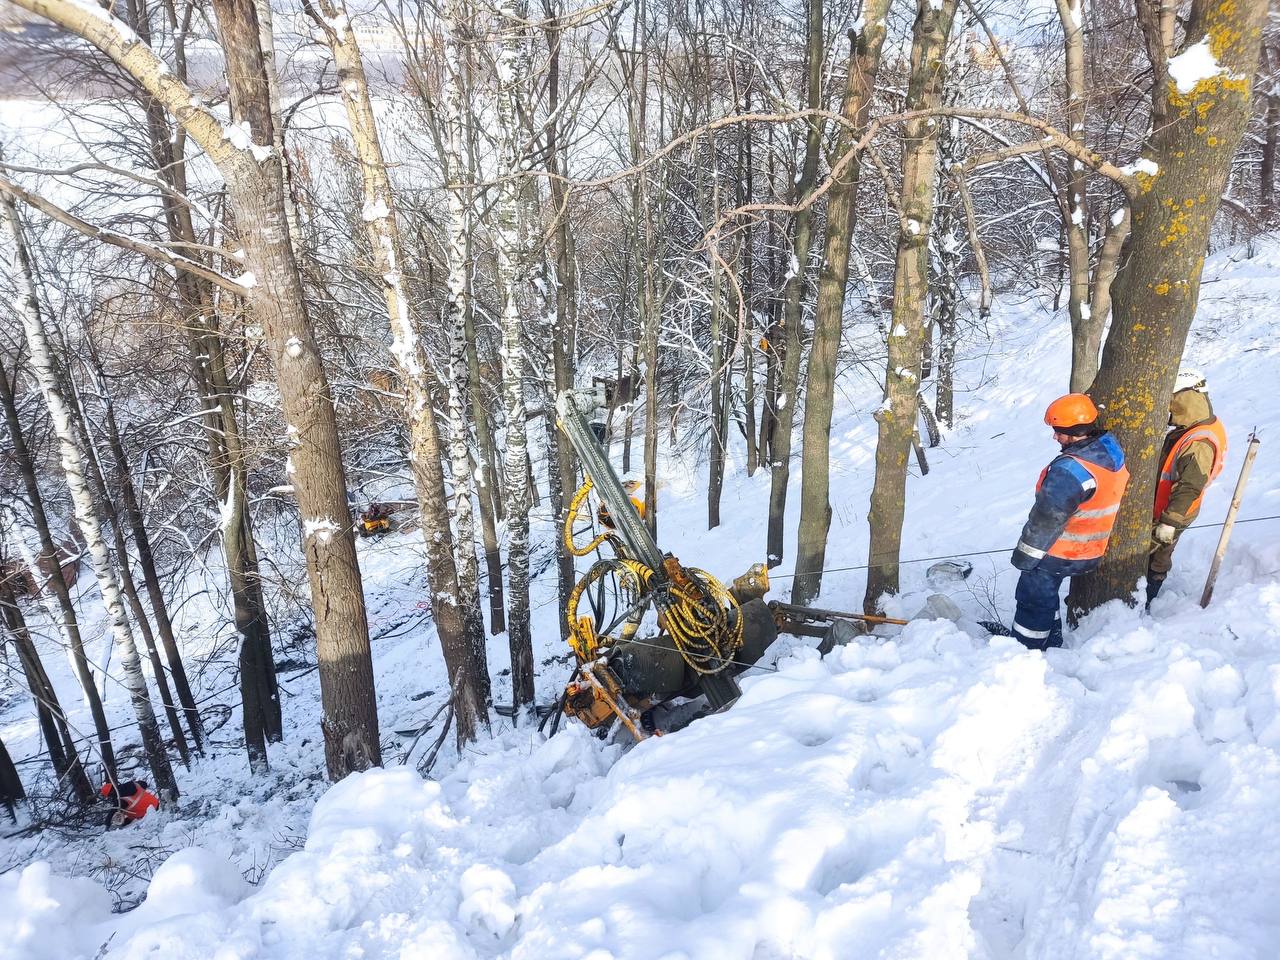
[1011,545,1041,571]
[1152,522,1177,545]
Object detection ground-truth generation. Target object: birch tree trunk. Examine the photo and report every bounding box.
[765,0,824,569]
[622,339,638,474]
[790,6,892,603]
[441,7,494,668]
[540,10,580,637]
[308,0,490,741]
[84,337,203,751]
[447,311,492,694]
[466,303,507,634]
[3,193,177,797]
[1069,0,1267,615]
[935,285,958,429]
[495,0,536,709]
[0,358,116,780]
[933,126,960,429]
[861,0,959,612]
[640,237,661,540]
[757,150,782,466]
[740,90,760,478]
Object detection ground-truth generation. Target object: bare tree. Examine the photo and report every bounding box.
[0,557,93,802]
[0,355,116,781]
[1071,0,1268,614]
[90,346,202,751]
[860,0,960,612]
[790,3,893,603]
[306,0,491,743]
[3,191,177,797]
[494,0,536,710]
[764,0,823,570]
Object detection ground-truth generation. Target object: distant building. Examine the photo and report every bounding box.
[277,11,421,53]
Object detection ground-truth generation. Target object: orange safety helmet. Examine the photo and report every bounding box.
[99,782,114,798]
[1044,393,1099,430]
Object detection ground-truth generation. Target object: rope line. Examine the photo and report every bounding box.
[10,515,1279,771]
[767,514,1280,581]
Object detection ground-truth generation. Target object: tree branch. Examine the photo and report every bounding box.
[0,159,213,220]
[953,172,993,316]
[0,175,250,296]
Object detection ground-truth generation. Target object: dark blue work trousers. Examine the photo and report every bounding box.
[1013,566,1068,650]
[1010,553,1101,650]
[1011,552,1102,650]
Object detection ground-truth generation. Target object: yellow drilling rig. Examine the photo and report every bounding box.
[552,388,905,741]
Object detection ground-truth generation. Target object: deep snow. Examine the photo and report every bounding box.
[4,235,1280,959]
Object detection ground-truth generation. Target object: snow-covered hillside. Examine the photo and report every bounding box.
[4,236,1280,960]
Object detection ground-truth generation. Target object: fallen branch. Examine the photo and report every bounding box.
[417,698,455,777]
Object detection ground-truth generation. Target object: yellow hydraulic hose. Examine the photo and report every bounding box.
[564,478,618,558]
[563,476,743,677]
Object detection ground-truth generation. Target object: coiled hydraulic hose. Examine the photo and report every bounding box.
[563,477,744,675]
[658,565,744,675]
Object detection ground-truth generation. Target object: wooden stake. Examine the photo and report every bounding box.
[1200,433,1261,608]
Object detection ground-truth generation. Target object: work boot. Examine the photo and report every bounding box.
[1045,620,1064,650]
[1004,618,1062,651]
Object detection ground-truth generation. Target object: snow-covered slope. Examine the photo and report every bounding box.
[5,237,1280,960]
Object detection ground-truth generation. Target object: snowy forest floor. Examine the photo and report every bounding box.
[4,236,1280,960]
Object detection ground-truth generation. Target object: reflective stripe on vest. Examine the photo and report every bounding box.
[122,786,158,821]
[1153,418,1227,520]
[1037,456,1130,561]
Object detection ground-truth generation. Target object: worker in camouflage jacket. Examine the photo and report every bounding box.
[1147,372,1227,605]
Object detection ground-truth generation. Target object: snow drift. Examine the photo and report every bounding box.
[6,232,1280,959]
[9,577,1280,959]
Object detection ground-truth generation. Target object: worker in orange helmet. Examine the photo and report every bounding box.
[100,778,160,828]
[1146,371,1227,606]
[1000,394,1130,649]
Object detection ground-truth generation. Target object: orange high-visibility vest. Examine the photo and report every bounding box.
[1037,456,1130,561]
[1153,418,1227,520]
[122,786,159,822]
